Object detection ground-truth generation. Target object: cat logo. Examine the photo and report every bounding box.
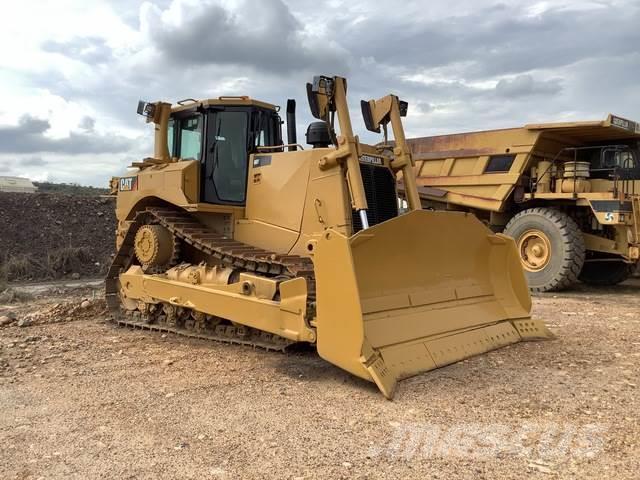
[360,154,384,166]
[119,176,137,192]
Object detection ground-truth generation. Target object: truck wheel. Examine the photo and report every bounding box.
[578,261,632,286]
[504,208,585,292]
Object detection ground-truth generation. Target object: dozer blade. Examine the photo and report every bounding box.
[312,210,552,399]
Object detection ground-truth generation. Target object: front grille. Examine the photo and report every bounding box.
[352,163,399,233]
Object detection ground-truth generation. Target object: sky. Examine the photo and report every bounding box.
[0,0,638,186]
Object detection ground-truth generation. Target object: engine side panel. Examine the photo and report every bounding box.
[115,160,200,221]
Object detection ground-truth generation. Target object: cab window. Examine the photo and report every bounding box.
[179,116,202,160]
[251,111,280,149]
[167,118,175,155]
[485,154,515,173]
[610,150,636,169]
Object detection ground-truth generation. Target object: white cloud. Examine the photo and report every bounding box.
[0,0,638,185]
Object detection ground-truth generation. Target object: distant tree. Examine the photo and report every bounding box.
[33,181,109,196]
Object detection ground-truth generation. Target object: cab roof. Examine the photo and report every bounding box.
[171,96,277,113]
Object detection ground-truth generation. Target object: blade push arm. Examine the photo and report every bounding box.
[307,76,370,226]
[361,96,422,212]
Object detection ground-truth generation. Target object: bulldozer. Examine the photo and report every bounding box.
[406,116,640,292]
[107,75,550,399]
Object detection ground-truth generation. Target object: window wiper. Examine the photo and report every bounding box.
[208,120,223,179]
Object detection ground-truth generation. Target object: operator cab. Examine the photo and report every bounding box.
[578,144,640,180]
[167,97,283,205]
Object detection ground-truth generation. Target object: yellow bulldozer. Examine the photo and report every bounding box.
[107,75,550,398]
[406,116,640,292]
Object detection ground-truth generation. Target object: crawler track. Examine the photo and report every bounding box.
[105,206,316,350]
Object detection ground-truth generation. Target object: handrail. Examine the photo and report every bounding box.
[256,144,305,151]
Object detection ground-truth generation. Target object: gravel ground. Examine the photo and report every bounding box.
[0,280,638,479]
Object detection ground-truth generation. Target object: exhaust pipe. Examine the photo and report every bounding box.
[286,99,297,151]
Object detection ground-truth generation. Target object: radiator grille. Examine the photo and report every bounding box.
[352,163,399,233]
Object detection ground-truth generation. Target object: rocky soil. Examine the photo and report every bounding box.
[0,192,116,281]
[0,280,638,479]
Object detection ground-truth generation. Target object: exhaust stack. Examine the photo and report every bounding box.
[286,99,297,151]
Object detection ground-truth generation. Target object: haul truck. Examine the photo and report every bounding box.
[406,115,640,292]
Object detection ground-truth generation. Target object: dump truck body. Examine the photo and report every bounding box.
[108,76,550,398]
[407,114,640,291]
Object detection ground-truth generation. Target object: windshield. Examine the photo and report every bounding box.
[211,111,249,202]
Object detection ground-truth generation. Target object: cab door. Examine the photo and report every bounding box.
[203,109,250,205]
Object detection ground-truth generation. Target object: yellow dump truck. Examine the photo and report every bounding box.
[406,115,640,292]
[107,75,550,398]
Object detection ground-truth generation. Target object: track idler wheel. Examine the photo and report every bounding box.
[134,224,178,272]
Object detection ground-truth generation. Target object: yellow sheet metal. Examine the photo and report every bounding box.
[313,210,551,399]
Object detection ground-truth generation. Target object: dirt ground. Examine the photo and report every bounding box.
[0,280,638,479]
[0,192,116,281]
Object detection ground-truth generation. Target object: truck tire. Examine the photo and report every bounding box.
[503,208,585,292]
[578,261,632,286]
